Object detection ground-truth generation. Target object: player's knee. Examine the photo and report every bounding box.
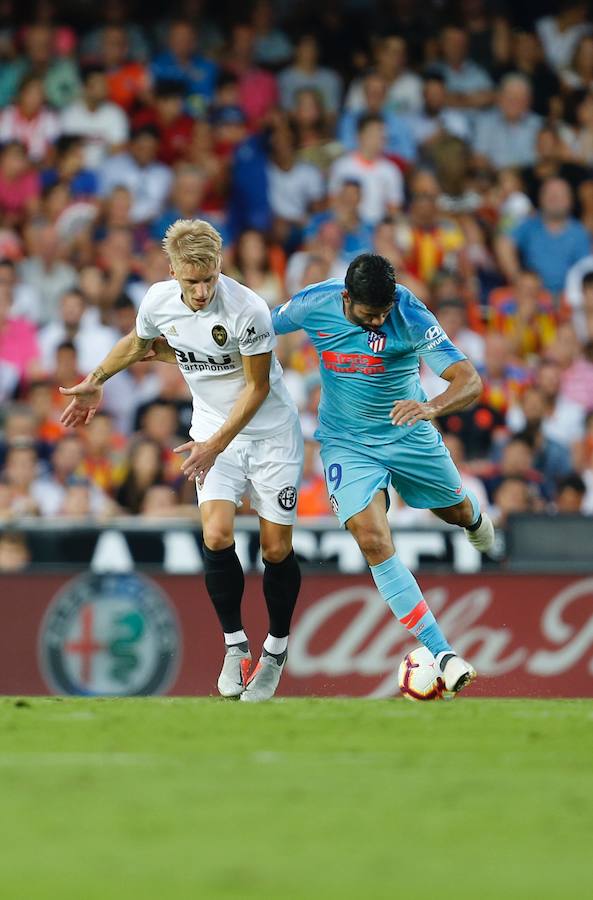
[203,528,235,552]
[261,538,293,564]
[356,531,393,563]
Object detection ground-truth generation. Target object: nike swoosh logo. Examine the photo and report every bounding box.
[317,331,333,337]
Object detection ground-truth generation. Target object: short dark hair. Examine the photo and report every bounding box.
[582,271,593,289]
[356,112,384,134]
[345,254,396,308]
[557,473,586,495]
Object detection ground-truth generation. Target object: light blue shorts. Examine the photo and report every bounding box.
[320,423,466,526]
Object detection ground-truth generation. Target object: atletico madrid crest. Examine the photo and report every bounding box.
[367,330,386,352]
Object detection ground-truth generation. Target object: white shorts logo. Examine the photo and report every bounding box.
[425,325,442,341]
[278,486,297,510]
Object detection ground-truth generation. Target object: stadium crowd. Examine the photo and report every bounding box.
[1,0,593,539]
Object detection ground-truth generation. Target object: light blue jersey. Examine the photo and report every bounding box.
[271,278,471,524]
[272,279,465,446]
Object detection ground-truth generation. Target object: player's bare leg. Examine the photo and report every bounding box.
[201,500,252,697]
[347,492,476,695]
[431,494,495,554]
[240,520,300,703]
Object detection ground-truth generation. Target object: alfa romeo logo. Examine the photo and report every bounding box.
[38,572,181,696]
[212,324,228,347]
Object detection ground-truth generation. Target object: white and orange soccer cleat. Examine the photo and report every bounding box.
[240,652,286,703]
[217,645,252,698]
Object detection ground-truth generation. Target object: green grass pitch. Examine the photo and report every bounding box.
[0,697,591,899]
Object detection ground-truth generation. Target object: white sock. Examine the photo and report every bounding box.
[224,629,248,646]
[263,634,288,655]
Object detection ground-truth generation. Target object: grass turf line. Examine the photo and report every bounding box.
[0,697,591,900]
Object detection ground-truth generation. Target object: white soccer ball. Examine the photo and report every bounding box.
[398,646,444,701]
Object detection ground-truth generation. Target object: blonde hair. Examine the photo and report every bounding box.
[162,218,222,271]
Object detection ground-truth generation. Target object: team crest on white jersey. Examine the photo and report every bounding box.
[212,324,228,347]
[367,330,386,353]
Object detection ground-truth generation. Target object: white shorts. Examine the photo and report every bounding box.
[195,421,304,525]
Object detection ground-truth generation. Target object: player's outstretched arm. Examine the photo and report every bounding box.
[390,360,482,427]
[59,329,154,427]
[174,351,272,483]
[139,336,177,364]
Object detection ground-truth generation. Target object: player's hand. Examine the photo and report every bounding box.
[59,377,104,427]
[389,400,436,427]
[173,439,219,486]
[139,337,176,364]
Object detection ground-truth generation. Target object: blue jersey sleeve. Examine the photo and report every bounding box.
[400,292,466,376]
[271,287,314,335]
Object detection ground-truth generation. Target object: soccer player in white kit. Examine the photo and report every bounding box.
[59,219,304,702]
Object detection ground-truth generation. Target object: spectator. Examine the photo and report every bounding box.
[494,28,560,119]
[434,25,494,115]
[40,136,99,200]
[405,70,470,148]
[228,229,284,309]
[550,323,593,413]
[496,177,590,297]
[116,436,166,514]
[488,271,558,361]
[0,74,60,163]
[18,224,78,325]
[267,120,325,250]
[337,69,416,163]
[0,141,41,229]
[132,79,194,165]
[38,288,117,372]
[394,169,465,284]
[520,124,589,206]
[279,32,342,116]
[0,281,40,382]
[491,475,534,527]
[536,2,592,73]
[33,433,109,517]
[345,34,423,115]
[251,0,293,68]
[0,530,31,571]
[101,24,151,113]
[483,435,545,503]
[473,74,541,170]
[561,34,593,93]
[150,165,206,242]
[304,180,374,267]
[569,271,593,342]
[0,23,80,110]
[60,65,129,172]
[79,411,126,494]
[139,483,182,518]
[329,113,403,226]
[554,472,587,512]
[151,20,218,119]
[290,88,341,174]
[98,126,173,224]
[223,23,278,128]
[1,444,40,517]
[79,0,149,65]
[0,257,42,324]
[509,359,585,449]
[566,90,593,168]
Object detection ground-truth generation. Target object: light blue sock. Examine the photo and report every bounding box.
[370,553,452,657]
[465,488,481,526]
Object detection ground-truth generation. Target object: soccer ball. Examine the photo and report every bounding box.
[398,647,445,701]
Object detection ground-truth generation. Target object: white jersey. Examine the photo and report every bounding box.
[135,274,297,442]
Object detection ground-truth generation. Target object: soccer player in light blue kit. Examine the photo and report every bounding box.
[271,254,495,695]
